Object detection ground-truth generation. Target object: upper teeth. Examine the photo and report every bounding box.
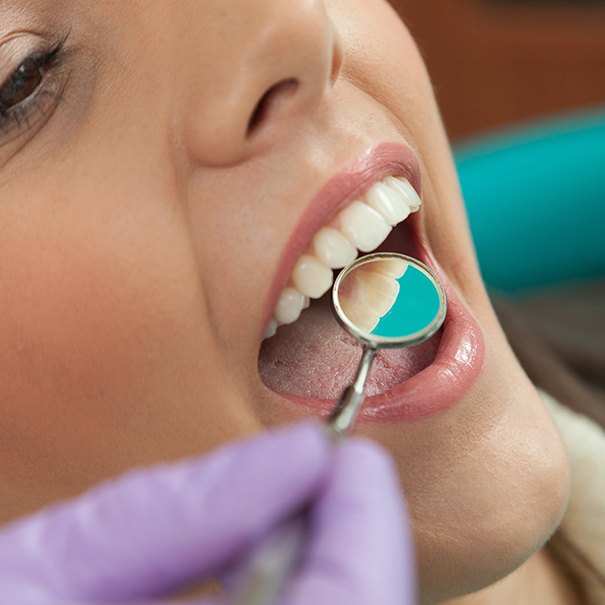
[264,176,421,339]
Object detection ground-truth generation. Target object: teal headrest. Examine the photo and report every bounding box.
[455,108,605,293]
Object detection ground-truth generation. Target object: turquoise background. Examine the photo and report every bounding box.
[372,266,442,338]
[454,107,605,293]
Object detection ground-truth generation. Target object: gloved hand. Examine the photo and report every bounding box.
[0,423,415,605]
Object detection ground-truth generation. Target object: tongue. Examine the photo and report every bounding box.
[259,294,441,399]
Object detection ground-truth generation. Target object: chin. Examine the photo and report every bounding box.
[255,136,571,603]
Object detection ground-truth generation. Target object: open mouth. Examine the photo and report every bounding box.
[264,174,421,337]
[258,144,485,422]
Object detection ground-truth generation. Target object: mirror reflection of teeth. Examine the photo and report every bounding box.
[264,177,421,339]
[372,258,408,280]
[339,261,407,333]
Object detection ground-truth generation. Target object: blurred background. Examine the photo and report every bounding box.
[390,1,605,294]
[393,0,605,140]
[388,2,605,421]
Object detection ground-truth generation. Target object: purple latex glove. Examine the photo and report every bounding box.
[0,423,415,605]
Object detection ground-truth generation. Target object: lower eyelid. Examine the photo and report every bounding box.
[0,42,97,170]
[0,84,70,176]
[0,60,69,147]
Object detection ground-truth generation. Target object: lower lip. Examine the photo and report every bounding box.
[274,246,486,423]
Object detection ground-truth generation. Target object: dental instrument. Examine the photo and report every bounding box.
[235,252,447,605]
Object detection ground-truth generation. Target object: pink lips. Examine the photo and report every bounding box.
[262,142,485,422]
[262,142,421,329]
[359,256,485,422]
[274,251,485,422]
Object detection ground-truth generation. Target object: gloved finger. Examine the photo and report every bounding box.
[0,423,331,603]
[283,438,416,605]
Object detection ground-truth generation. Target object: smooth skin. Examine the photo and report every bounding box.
[0,1,573,603]
[0,424,415,604]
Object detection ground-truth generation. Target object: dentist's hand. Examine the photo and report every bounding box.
[0,423,415,605]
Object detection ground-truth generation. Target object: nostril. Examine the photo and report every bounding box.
[247,78,299,136]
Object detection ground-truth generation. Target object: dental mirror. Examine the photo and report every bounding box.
[236,253,447,605]
[328,252,447,436]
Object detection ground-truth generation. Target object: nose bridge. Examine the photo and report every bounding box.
[182,0,340,167]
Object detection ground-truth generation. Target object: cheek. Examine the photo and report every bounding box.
[0,185,206,403]
[0,178,259,520]
[332,0,433,123]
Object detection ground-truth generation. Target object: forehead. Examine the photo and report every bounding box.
[0,0,233,43]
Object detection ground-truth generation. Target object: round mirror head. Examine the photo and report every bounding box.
[332,253,447,348]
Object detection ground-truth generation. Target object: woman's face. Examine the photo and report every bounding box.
[0,1,569,602]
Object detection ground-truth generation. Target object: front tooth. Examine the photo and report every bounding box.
[384,177,421,212]
[275,287,306,325]
[365,181,411,226]
[313,227,358,269]
[337,201,391,253]
[292,255,333,299]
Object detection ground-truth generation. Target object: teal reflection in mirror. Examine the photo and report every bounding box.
[373,263,441,338]
[333,253,447,348]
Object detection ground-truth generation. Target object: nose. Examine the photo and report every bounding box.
[183,0,343,167]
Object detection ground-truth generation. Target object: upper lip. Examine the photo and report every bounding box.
[262,141,422,327]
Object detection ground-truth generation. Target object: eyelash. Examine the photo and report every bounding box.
[0,36,69,137]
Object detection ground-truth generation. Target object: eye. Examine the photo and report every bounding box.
[0,36,68,149]
[0,57,45,115]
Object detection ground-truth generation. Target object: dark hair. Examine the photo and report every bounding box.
[492,282,605,429]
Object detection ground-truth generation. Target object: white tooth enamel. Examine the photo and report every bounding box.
[292,254,334,299]
[340,269,401,333]
[356,271,401,316]
[303,296,311,309]
[374,258,408,279]
[313,227,358,269]
[264,318,278,339]
[337,201,392,253]
[265,174,421,338]
[365,181,411,226]
[274,287,306,325]
[384,176,421,212]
